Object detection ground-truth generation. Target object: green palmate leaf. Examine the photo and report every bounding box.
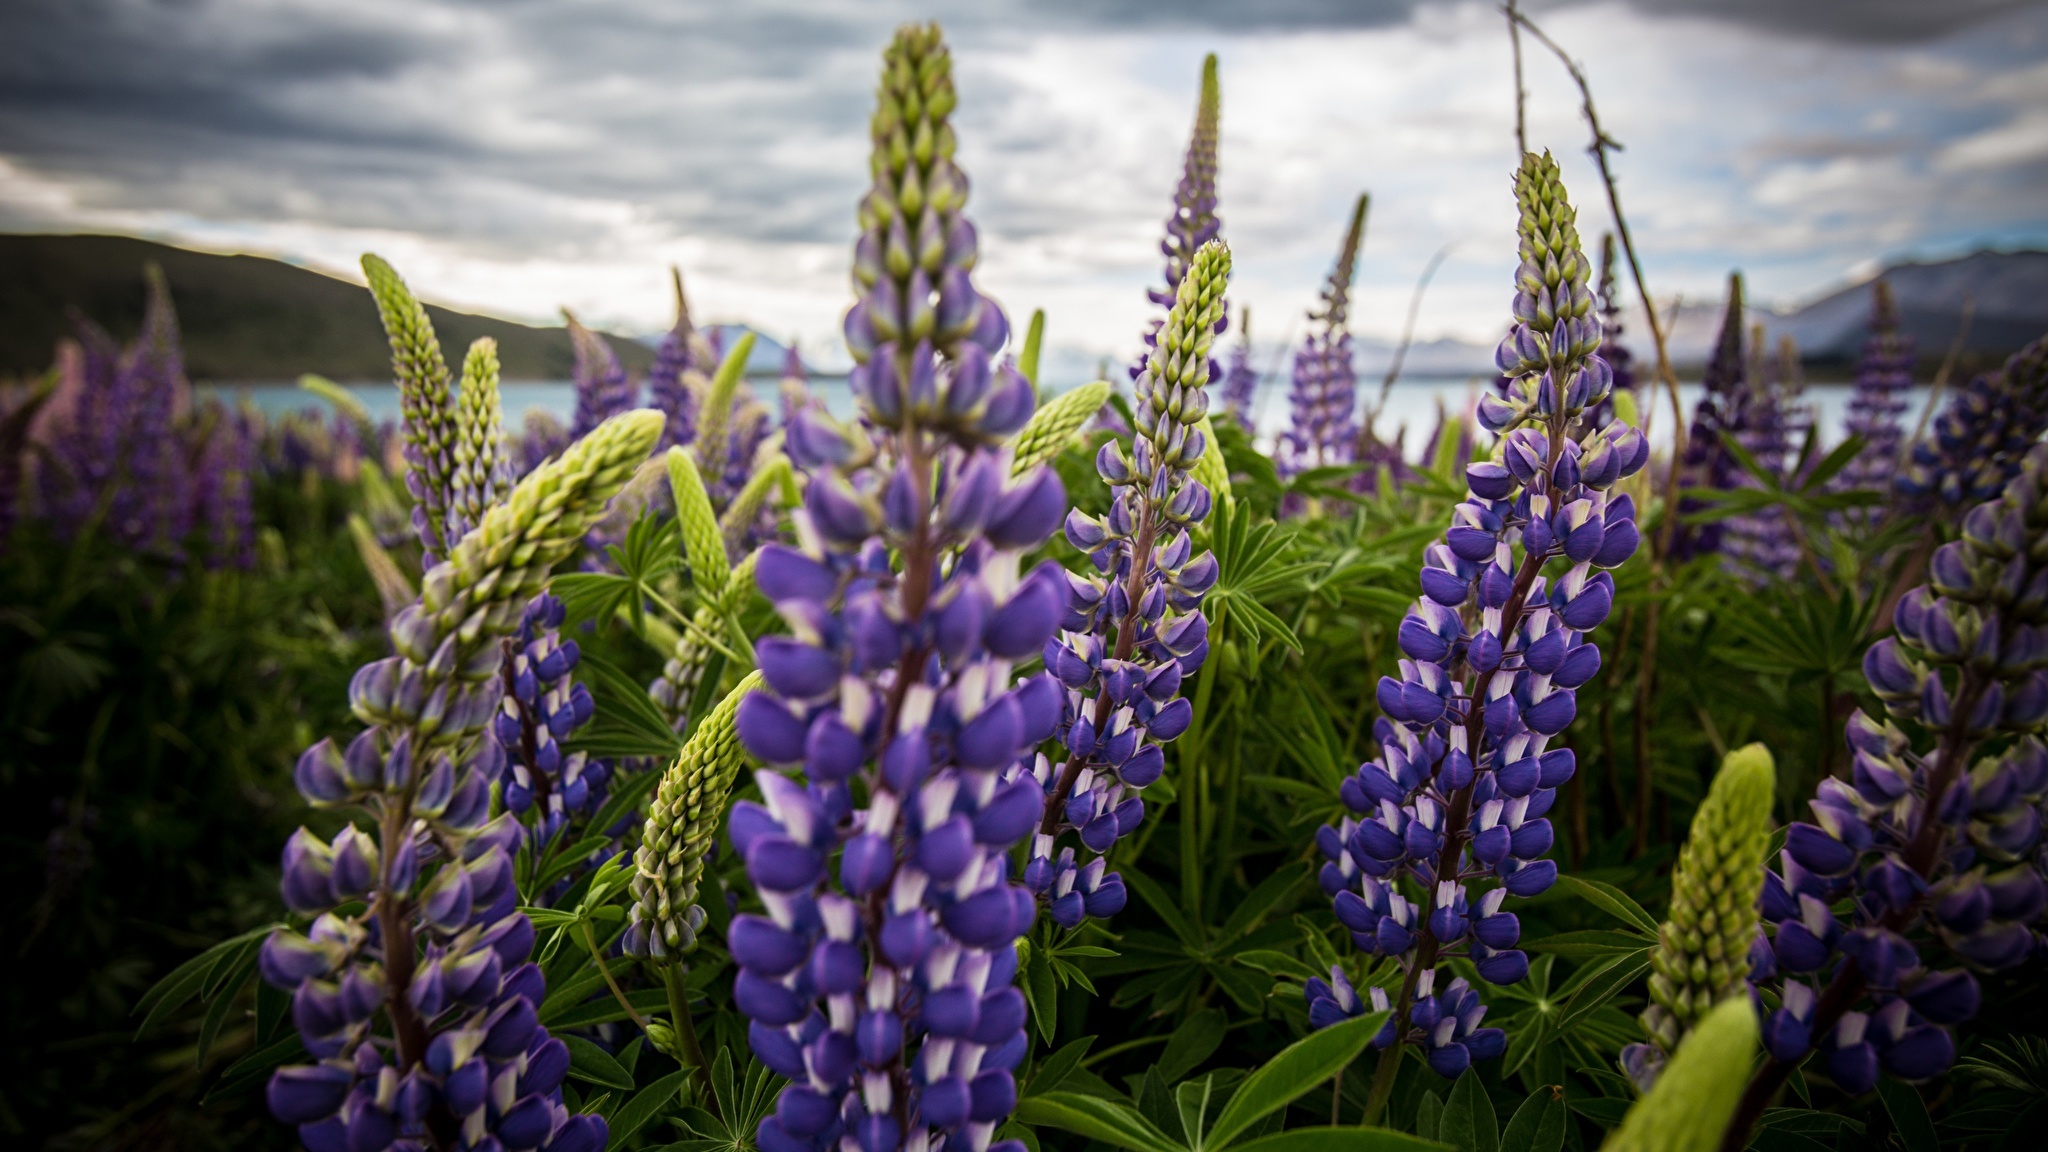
[1554,876,1661,936]
[610,1069,692,1149]
[133,923,277,1040]
[1123,868,1202,948]
[1600,998,1758,1152]
[1794,432,1866,493]
[1876,1079,1938,1152]
[1176,1074,1223,1149]
[565,1035,637,1091]
[569,650,688,761]
[546,987,669,1030]
[1204,1010,1390,1152]
[1214,864,1306,947]
[1228,1130,1450,1152]
[1499,1089,1566,1152]
[1438,1070,1498,1152]
[1016,1092,1185,1152]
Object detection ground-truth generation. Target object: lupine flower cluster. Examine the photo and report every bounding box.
[1131,53,1221,384]
[364,256,468,565]
[492,592,624,900]
[1278,194,1368,477]
[1621,744,1775,1090]
[568,314,640,441]
[1221,305,1258,432]
[725,26,1066,1152]
[1721,333,1800,583]
[195,400,259,570]
[259,409,660,1152]
[1896,335,2048,513]
[781,344,817,424]
[1308,153,1648,1081]
[1032,241,1231,929]
[1674,273,1748,560]
[1838,280,1913,498]
[1745,443,2048,1102]
[650,267,708,453]
[1590,233,1636,431]
[31,267,203,562]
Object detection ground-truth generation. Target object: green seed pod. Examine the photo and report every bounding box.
[1603,998,1758,1152]
[1642,743,1775,1059]
[630,671,763,958]
[1010,380,1112,477]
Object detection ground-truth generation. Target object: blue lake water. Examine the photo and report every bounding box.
[202,376,1928,456]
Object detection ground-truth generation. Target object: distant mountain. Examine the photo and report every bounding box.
[0,233,655,381]
[1657,249,2048,379]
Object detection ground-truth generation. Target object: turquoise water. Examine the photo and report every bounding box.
[202,377,1922,455]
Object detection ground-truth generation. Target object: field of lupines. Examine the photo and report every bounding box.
[5,20,2048,1152]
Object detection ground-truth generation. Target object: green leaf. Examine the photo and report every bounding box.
[1214,864,1306,947]
[1026,1036,1097,1098]
[547,987,669,1030]
[1157,1010,1227,1083]
[1176,1074,1221,1149]
[1554,876,1661,936]
[1227,1129,1450,1152]
[1556,952,1653,1036]
[1123,869,1202,949]
[1015,1092,1186,1152]
[1205,1010,1389,1152]
[608,1069,690,1149]
[1520,930,1657,959]
[1438,1070,1498,1152]
[203,1032,305,1104]
[133,924,277,1036]
[1026,942,1060,1046]
[194,945,255,1067]
[1876,1079,1938,1152]
[571,650,688,760]
[565,1035,638,1091]
[1498,1089,1565,1152]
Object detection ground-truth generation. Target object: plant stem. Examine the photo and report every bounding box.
[581,918,650,1033]
[662,963,722,1121]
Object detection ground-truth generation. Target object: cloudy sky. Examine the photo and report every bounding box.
[3,0,2045,380]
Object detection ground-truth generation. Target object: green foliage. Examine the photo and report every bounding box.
[1600,998,1757,1152]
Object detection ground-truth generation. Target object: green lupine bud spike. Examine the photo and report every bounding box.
[693,332,757,487]
[719,452,794,550]
[1640,743,1775,1065]
[1189,411,1233,504]
[630,671,763,958]
[362,253,458,557]
[1010,380,1111,477]
[1602,998,1758,1152]
[650,548,763,735]
[347,513,416,617]
[1019,308,1046,391]
[422,409,661,682]
[298,373,370,424]
[1139,240,1230,470]
[667,447,730,598]
[448,337,506,545]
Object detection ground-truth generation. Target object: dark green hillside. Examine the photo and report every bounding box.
[0,233,654,381]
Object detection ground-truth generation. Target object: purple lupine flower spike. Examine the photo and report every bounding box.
[1311,153,1648,1090]
[1126,54,1224,395]
[780,342,816,425]
[493,592,621,903]
[1673,272,1749,560]
[1837,280,1913,504]
[1721,327,1801,583]
[1030,240,1231,930]
[1896,334,2048,514]
[1589,233,1636,431]
[733,26,1059,1152]
[256,410,660,1152]
[650,266,701,452]
[1222,305,1258,433]
[567,312,639,441]
[1279,193,1368,479]
[1726,446,2048,1145]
